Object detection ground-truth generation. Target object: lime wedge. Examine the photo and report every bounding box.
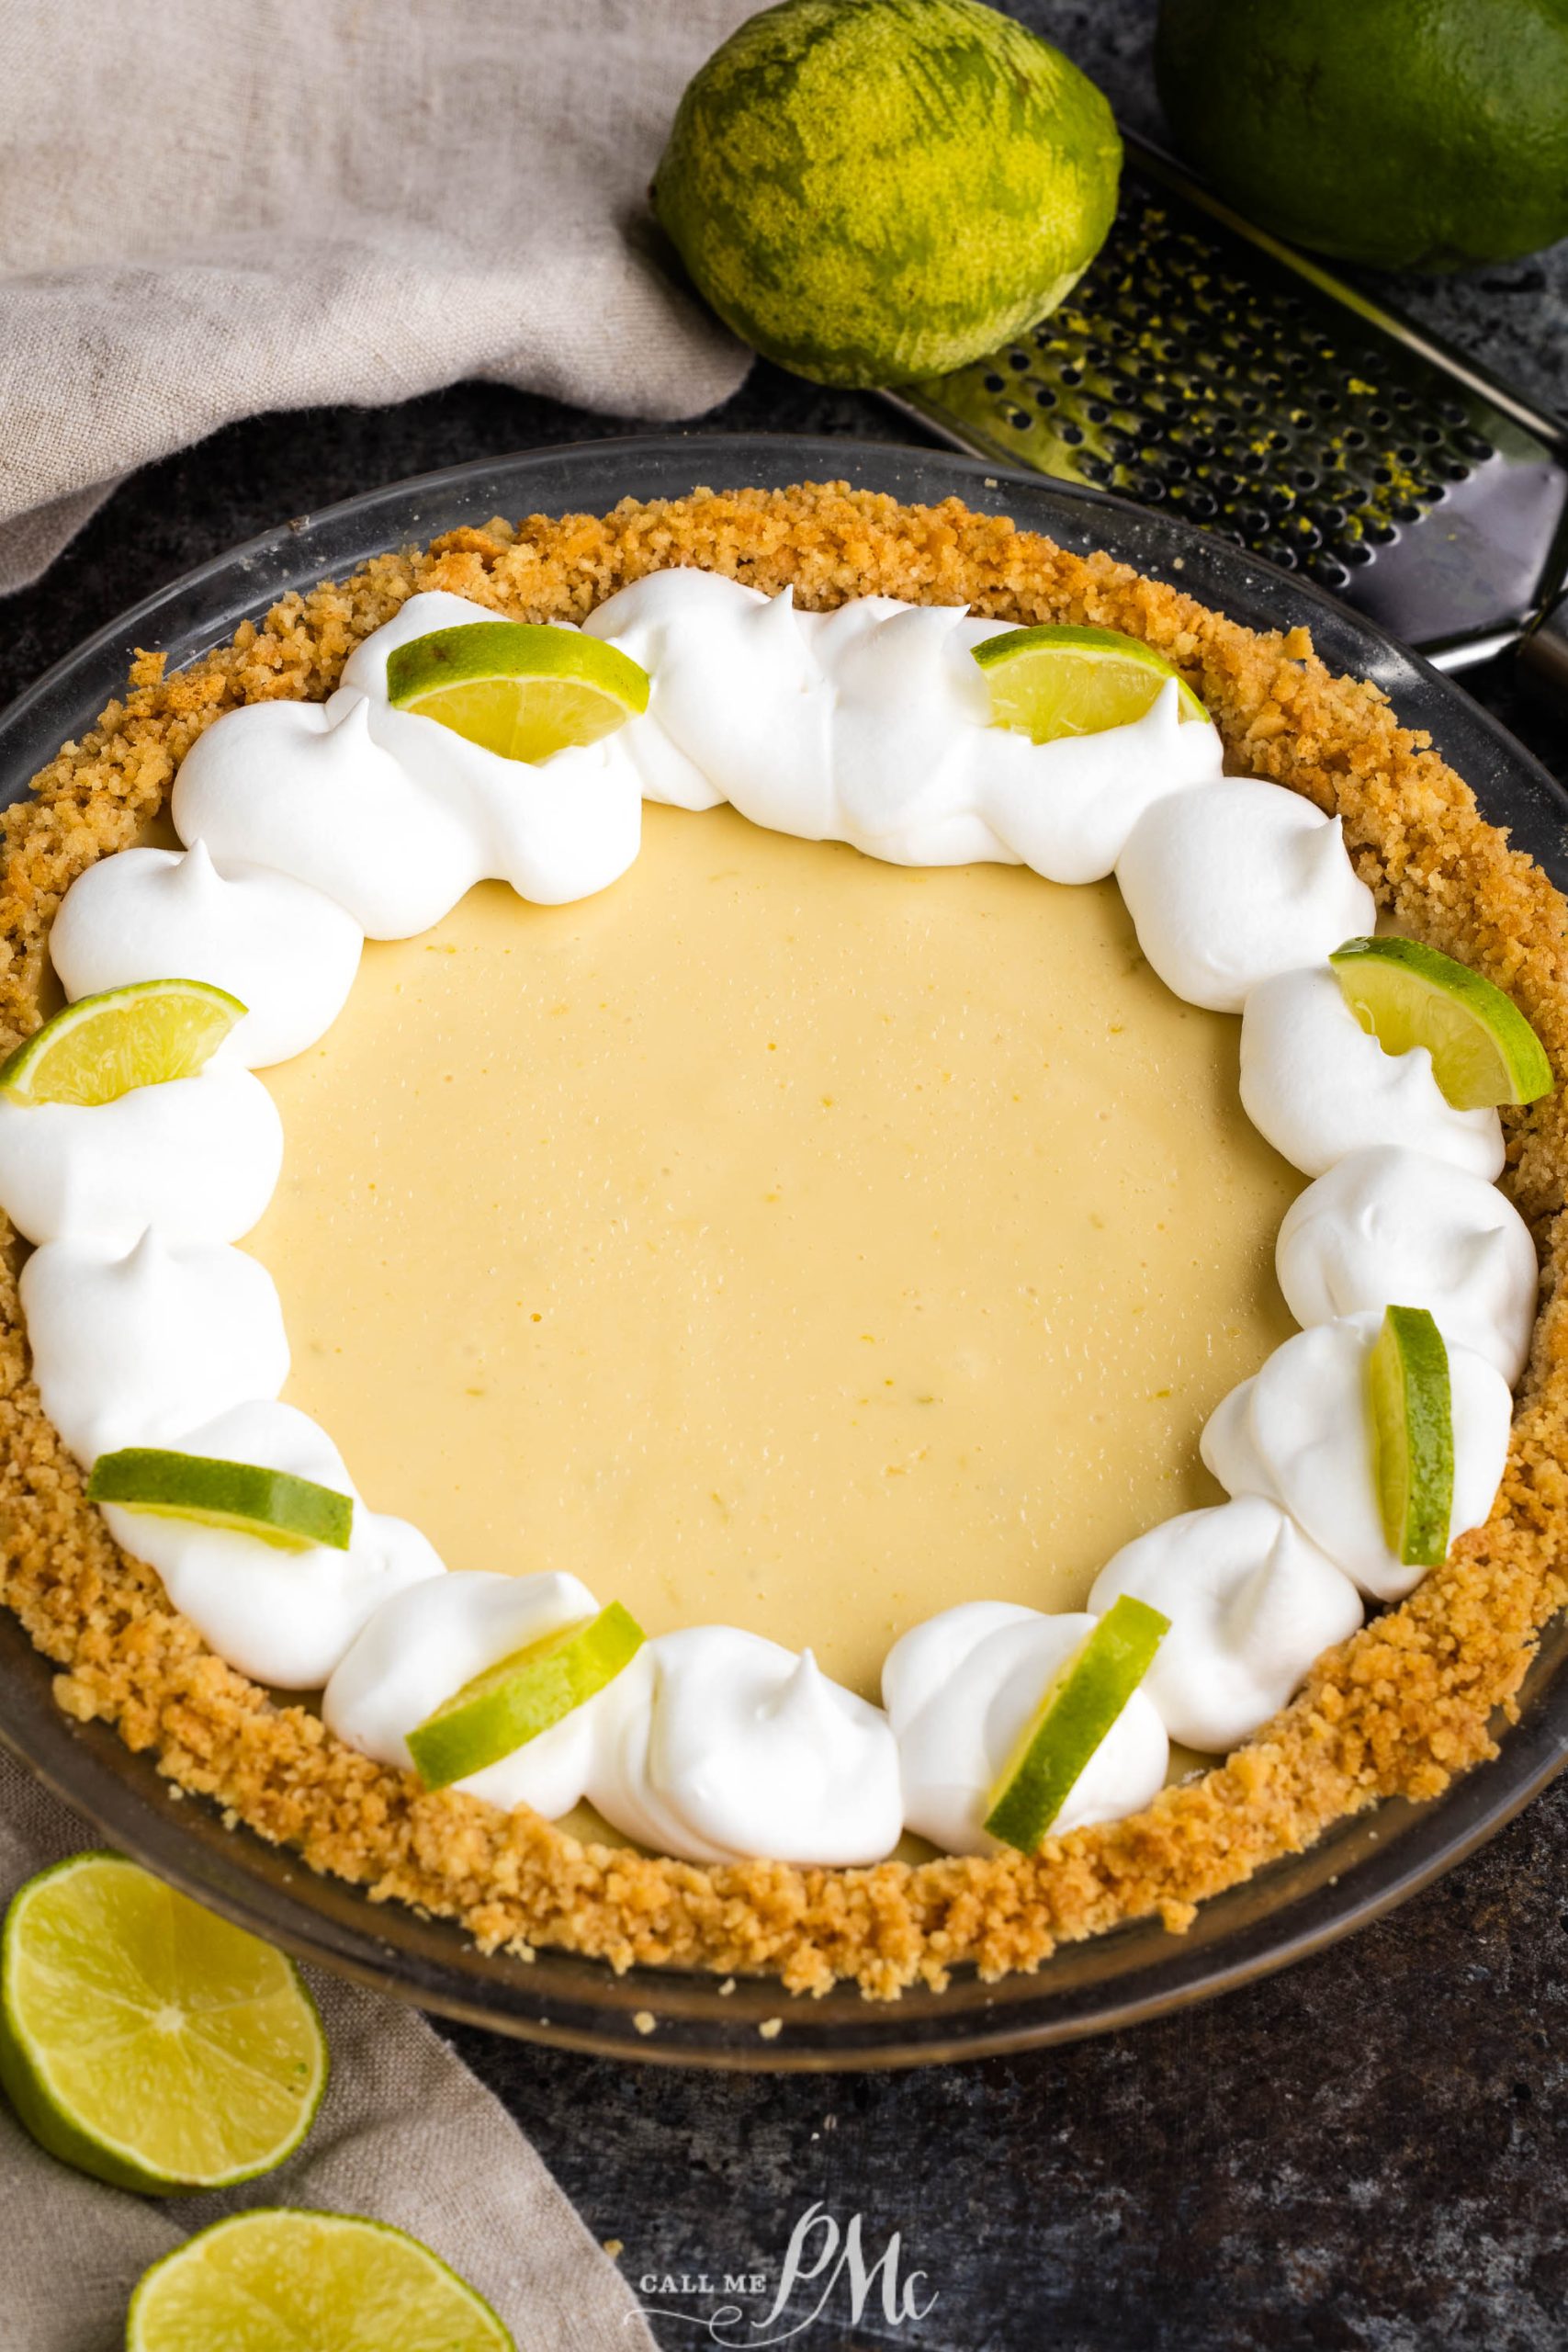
[386,621,649,764]
[127,2210,514,2352]
[407,1600,646,1791]
[87,1448,353,1552]
[0,1853,326,2195]
[0,978,245,1107]
[1367,1304,1454,1567]
[972,623,1209,741]
[1330,935,1552,1111]
[983,1595,1168,1853]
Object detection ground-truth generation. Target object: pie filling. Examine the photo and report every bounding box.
[0,569,1533,1870]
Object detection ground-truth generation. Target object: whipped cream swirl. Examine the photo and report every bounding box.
[882,1602,1169,1854]
[0,1064,281,1250]
[1115,778,1375,1013]
[587,570,1225,878]
[49,842,363,1068]
[21,1231,289,1464]
[98,1399,446,1690]
[1276,1146,1538,1384]
[1239,964,1506,1180]
[1201,1310,1514,1601]
[587,1628,902,1864]
[324,1568,601,1809]
[1089,1498,1363,1752]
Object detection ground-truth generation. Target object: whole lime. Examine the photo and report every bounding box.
[651,0,1122,386]
[1156,0,1568,271]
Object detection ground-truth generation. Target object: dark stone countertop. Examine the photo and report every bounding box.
[3,6,1566,2346]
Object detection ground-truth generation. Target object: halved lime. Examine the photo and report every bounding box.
[386,621,649,764]
[127,2209,514,2352]
[0,978,245,1107]
[972,623,1209,741]
[0,1852,326,2195]
[983,1595,1168,1854]
[1367,1304,1454,1567]
[87,1449,353,1552]
[407,1600,646,1791]
[1330,935,1552,1110]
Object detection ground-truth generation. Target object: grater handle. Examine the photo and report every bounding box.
[1518,591,1568,712]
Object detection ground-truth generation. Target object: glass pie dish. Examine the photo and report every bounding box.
[2,432,1565,2070]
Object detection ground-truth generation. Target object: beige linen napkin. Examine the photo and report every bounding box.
[0,0,763,595]
[0,1748,656,2352]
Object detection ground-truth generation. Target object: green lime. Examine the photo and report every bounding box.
[1330,935,1553,1111]
[407,1600,647,1791]
[1156,0,1568,271]
[0,1853,326,2196]
[0,978,245,1107]
[126,2210,514,2352]
[973,623,1208,740]
[86,1449,354,1552]
[652,0,1122,387]
[386,622,649,763]
[983,1596,1168,1854]
[1367,1304,1454,1568]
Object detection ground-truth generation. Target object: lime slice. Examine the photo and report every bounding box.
[0,978,245,1107]
[1330,935,1552,1111]
[983,1595,1168,1853]
[1367,1304,1454,1567]
[127,2210,514,2352]
[86,1448,353,1552]
[407,1600,646,1791]
[386,621,649,764]
[972,623,1209,741]
[0,1853,326,2195]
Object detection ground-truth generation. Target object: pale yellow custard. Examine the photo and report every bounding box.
[250,801,1300,1700]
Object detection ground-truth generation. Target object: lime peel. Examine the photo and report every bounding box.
[126,2208,515,2352]
[0,978,246,1107]
[408,1600,647,1791]
[973,623,1208,742]
[983,1595,1169,1854]
[86,1448,354,1552]
[1330,934,1552,1111]
[0,1852,326,2196]
[386,622,649,765]
[1368,1304,1454,1568]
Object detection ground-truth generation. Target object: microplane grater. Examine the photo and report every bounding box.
[883,131,1568,691]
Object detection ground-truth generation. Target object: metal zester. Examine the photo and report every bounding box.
[883,131,1568,694]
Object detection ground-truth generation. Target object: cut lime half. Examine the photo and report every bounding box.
[407,1600,646,1791]
[1330,935,1552,1111]
[0,1852,326,2195]
[0,977,245,1107]
[87,1449,354,1552]
[1367,1303,1454,1568]
[386,621,649,764]
[127,2209,514,2352]
[984,1595,1169,1854]
[973,623,1209,741]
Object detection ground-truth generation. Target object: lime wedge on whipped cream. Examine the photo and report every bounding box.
[0,977,244,1107]
[1330,934,1552,1110]
[983,1595,1168,1853]
[86,1449,354,1552]
[386,621,649,764]
[127,2210,514,2352]
[407,1600,646,1790]
[973,623,1208,741]
[1367,1303,1454,1568]
[0,1853,327,2196]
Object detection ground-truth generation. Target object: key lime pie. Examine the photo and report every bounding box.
[2,482,1563,1999]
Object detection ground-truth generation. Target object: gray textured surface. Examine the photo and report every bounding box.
[2,6,1566,2346]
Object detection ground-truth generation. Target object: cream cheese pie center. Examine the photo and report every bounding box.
[253,800,1301,1698]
